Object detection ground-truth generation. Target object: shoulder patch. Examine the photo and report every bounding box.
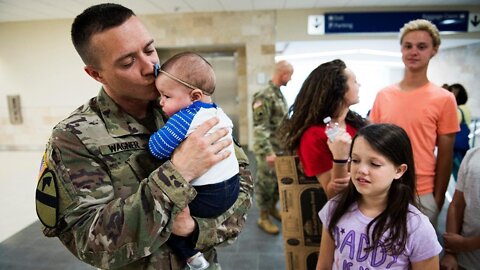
[36,169,59,228]
[38,152,48,180]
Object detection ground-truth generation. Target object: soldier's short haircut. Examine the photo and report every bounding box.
[71,3,135,66]
[275,60,293,75]
[160,52,216,95]
[399,19,441,48]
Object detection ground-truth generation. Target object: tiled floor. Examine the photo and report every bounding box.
[0,150,42,243]
[0,200,284,270]
[0,149,453,270]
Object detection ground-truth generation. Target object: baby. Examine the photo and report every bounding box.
[149,52,240,270]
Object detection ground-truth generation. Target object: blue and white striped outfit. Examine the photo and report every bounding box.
[149,101,239,186]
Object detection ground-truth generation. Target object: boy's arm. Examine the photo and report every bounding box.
[446,190,465,235]
[411,256,439,270]
[434,133,455,209]
[444,233,480,252]
[444,189,480,252]
[465,237,480,250]
[443,189,466,255]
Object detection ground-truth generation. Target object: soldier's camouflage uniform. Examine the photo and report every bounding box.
[35,89,253,270]
[252,81,287,210]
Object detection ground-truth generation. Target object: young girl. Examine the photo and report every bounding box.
[317,124,442,270]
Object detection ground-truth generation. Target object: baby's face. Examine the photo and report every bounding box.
[155,75,192,117]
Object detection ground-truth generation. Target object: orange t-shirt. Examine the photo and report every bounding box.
[370,82,459,195]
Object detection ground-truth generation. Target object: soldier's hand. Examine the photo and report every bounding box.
[171,117,232,182]
[172,207,196,237]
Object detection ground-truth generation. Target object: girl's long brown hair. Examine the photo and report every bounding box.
[281,59,366,153]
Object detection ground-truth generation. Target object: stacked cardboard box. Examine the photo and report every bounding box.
[275,156,328,270]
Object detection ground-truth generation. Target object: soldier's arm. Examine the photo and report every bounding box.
[193,144,254,250]
[38,128,194,269]
[252,98,274,156]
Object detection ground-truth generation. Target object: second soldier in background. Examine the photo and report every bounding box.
[252,60,294,234]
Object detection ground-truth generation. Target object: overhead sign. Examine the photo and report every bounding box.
[468,12,480,32]
[308,11,471,35]
[308,15,325,35]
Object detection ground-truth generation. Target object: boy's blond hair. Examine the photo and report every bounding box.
[399,19,441,48]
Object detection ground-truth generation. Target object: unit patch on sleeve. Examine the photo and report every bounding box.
[36,169,59,228]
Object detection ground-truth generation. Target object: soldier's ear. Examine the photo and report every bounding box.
[84,65,105,84]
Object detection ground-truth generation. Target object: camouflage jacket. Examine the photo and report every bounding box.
[252,81,288,156]
[35,89,253,270]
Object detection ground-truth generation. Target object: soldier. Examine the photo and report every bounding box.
[252,60,293,234]
[34,3,253,270]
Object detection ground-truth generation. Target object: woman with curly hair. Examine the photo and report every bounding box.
[281,59,367,198]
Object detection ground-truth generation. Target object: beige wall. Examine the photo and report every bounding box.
[0,10,277,148]
[430,42,480,118]
[0,19,100,148]
[1,7,480,149]
[141,11,277,146]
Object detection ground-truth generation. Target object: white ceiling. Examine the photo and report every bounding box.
[0,0,479,23]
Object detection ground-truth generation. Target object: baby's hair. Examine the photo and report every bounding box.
[328,123,417,256]
[160,52,216,95]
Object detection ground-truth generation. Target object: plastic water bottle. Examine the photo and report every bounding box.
[323,116,340,142]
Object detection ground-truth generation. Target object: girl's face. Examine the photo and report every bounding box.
[350,136,407,199]
[401,30,438,72]
[343,68,360,106]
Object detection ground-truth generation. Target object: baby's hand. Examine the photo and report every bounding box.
[172,207,195,237]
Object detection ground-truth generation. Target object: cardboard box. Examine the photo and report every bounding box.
[275,156,328,270]
[284,246,319,270]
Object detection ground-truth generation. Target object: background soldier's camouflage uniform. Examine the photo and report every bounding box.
[252,81,288,210]
[36,89,253,270]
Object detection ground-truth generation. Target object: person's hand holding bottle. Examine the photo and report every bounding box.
[327,128,352,196]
